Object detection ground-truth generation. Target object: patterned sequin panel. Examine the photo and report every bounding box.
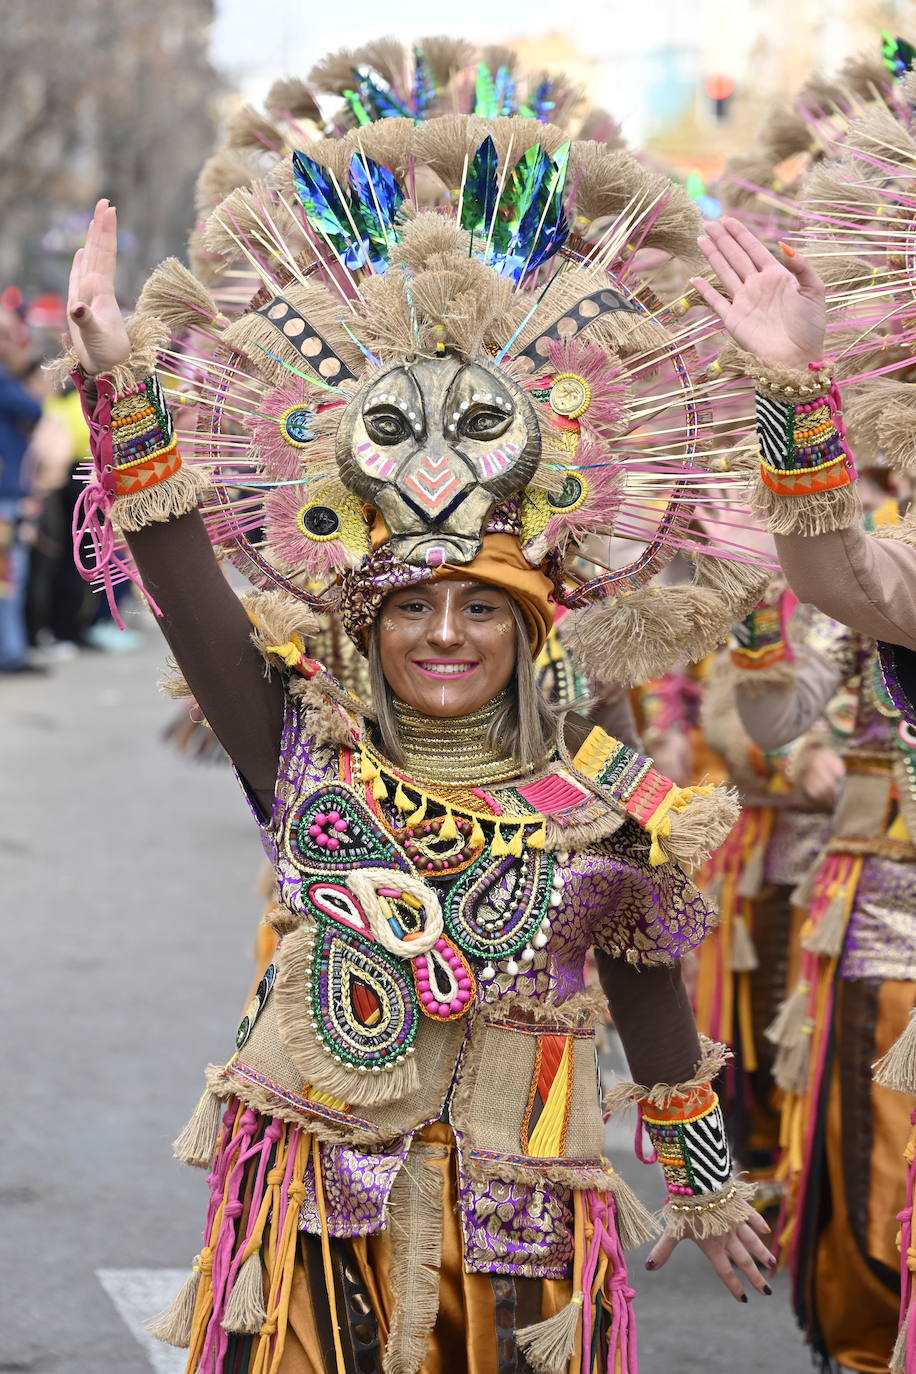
[764,810,832,888]
[840,854,916,981]
[457,1152,575,1279]
[299,1135,413,1237]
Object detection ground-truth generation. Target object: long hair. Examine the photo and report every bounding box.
[367,596,559,771]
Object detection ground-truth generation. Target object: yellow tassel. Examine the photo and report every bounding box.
[372,772,388,801]
[507,826,524,858]
[407,796,427,826]
[263,634,304,667]
[528,821,548,849]
[469,817,485,848]
[439,808,459,840]
[394,781,410,812]
[648,821,670,867]
[491,823,509,856]
[361,754,379,783]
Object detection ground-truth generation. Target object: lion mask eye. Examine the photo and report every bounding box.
[459,408,510,440]
[365,409,412,445]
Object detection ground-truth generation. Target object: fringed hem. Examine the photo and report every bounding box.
[49,311,170,393]
[111,464,205,532]
[481,988,607,1028]
[205,1063,387,1146]
[744,355,833,402]
[603,1036,730,1116]
[274,925,421,1107]
[661,1178,757,1241]
[158,655,192,699]
[385,1140,445,1374]
[752,474,862,537]
[543,807,626,851]
[662,783,740,871]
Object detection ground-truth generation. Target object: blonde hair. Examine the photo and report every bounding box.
[367,596,559,770]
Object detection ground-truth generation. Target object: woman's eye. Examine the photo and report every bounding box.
[468,602,497,615]
[365,409,411,444]
[459,409,509,439]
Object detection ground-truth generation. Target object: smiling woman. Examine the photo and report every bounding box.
[62,92,775,1374]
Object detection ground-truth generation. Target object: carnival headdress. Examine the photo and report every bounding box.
[137,66,769,686]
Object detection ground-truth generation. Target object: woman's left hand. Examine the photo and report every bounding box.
[644,1210,776,1302]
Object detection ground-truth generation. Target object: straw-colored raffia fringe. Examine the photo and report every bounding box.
[661,1177,756,1240]
[205,1063,386,1146]
[465,1150,626,1194]
[274,924,421,1107]
[384,1143,445,1374]
[111,463,206,533]
[173,1084,225,1167]
[48,311,169,392]
[221,1250,267,1335]
[663,783,739,871]
[517,1293,582,1374]
[889,1307,911,1374]
[610,1172,660,1247]
[484,988,607,1029]
[135,257,226,334]
[876,513,916,549]
[691,550,769,624]
[873,1011,916,1094]
[159,655,192,700]
[289,680,358,748]
[226,102,284,153]
[759,104,812,164]
[564,584,732,689]
[603,1036,730,1116]
[245,588,322,669]
[265,76,322,125]
[543,806,626,852]
[735,840,766,902]
[752,473,862,538]
[729,912,759,972]
[147,1262,202,1346]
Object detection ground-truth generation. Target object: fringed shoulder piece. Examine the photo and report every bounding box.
[568,725,738,869]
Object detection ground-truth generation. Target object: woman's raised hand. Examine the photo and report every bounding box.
[691,218,826,370]
[67,198,131,376]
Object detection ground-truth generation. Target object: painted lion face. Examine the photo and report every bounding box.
[336,354,541,567]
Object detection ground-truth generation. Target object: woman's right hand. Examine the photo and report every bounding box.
[67,198,131,376]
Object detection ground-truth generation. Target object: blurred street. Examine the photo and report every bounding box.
[1,612,814,1373]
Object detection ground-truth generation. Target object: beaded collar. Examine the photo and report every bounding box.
[391,689,521,786]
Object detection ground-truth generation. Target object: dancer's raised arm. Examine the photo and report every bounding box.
[68,200,284,810]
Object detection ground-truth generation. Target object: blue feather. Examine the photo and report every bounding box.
[292,150,365,265]
[348,153,404,269]
[460,136,500,240]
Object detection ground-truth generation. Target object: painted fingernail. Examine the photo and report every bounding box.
[739,1294,748,1304]
[72,305,86,320]
[644,1259,656,1270]
[778,240,796,257]
[762,1283,772,1295]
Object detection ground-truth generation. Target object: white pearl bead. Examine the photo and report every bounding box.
[505,960,520,976]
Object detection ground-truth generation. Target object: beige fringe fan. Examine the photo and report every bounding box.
[132,102,770,690]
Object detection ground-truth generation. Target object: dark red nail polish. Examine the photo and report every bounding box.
[72,305,85,320]
[644,1259,656,1271]
[739,1294,748,1303]
[763,1284,772,1296]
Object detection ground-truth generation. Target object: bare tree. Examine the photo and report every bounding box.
[0,0,221,301]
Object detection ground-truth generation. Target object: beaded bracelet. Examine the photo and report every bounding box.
[730,593,793,673]
[640,1085,732,1197]
[109,374,179,491]
[755,361,856,497]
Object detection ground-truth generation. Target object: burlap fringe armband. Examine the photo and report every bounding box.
[48,311,170,393]
[603,1035,730,1117]
[661,1177,757,1241]
[873,1010,916,1094]
[752,470,861,539]
[110,462,206,533]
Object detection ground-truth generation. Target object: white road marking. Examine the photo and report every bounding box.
[97,1269,189,1373]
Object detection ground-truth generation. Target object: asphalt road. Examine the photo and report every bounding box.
[1,617,816,1373]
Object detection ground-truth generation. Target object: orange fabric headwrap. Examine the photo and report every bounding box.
[369,517,555,655]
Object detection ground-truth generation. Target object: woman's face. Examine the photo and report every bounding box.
[378,579,518,717]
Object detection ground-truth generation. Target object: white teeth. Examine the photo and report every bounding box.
[418,662,474,675]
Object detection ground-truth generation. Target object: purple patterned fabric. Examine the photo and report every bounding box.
[457,1148,575,1279]
[878,640,916,728]
[299,1135,412,1237]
